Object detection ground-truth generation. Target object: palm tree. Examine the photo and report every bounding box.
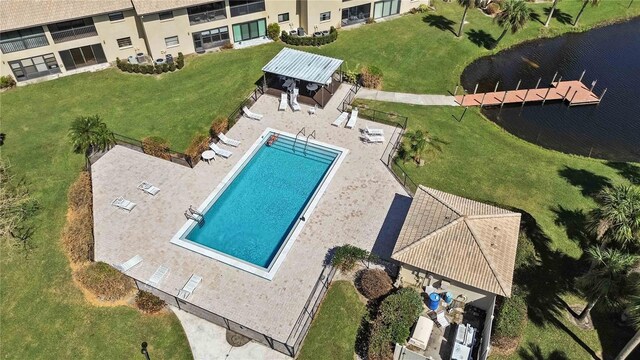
[401,130,443,164]
[68,115,115,156]
[457,0,479,38]
[588,185,640,248]
[493,0,530,48]
[574,0,600,27]
[544,0,560,27]
[615,290,640,360]
[576,247,637,322]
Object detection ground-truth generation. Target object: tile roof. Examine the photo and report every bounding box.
[392,185,521,297]
[262,48,344,85]
[0,0,134,32]
[132,0,213,15]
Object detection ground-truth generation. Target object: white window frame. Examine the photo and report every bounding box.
[165,35,180,48]
[320,11,331,22]
[117,37,132,49]
[277,12,289,23]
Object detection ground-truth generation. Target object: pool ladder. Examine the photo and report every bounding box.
[185,205,205,225]
[292,127,316,155]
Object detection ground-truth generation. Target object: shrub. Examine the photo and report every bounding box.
[76,262,134,301]
[117,56,182,75]
[361,66,383,89]
[486,2,501,15]
[221,42,234,50]
[62,207,94,263]
[0,75,17,89]
[142,136,171,160]
[210,116,229,138]
[135,290,166,313]
[67,171,92,211]
[378,288,423,344]
[367,320,394,360]
[185,133,210,163]
[331,244,370,272]
[418,4,430,13]
[343,67,359,84]
[168,63,177,72]
[176,52,185,69]
[359,269,393,300]
[493,287,527,340]
[366,18,376,25]
[281,26,338,46]
[267,23,280,41]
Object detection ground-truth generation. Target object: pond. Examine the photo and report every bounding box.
[461,18,640,162]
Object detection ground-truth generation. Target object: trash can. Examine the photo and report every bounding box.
[428,293,440,311]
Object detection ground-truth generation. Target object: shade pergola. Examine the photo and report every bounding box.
[261,48,344,108]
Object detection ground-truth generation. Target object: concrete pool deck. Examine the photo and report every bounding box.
[92,84,409,349]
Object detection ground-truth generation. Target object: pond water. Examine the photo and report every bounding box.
[461,18,640,162]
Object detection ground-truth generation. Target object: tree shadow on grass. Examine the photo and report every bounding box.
[529,11,544,25]
[544,6,573,25]
[422,14,456,35]
[606,161,640,185]
[518,342,570,360]
[558,166,612,198]
[466,29,495,49]
[591,307,640,360]
[551,205,594,251]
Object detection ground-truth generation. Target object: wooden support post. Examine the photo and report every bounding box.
[551,71,558,85]
[542,86,552,106]
[460,92,466,106]
[494,82,500,93]
[500,90,508,108]
[521,88,530,107]
[454,85,459,96]
[599,88,608,102]
[515,80,521,91]
[556,76,562,87]
[579,70,586,83]
[473,83,479,94]
[535,78,541,89]
[590,80,598,92]
[569,89,577,105]
[480,92,487,108]
[563,86,572,100]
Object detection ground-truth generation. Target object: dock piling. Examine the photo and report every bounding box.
[480,92,487,108]
[454,85,459,96]
[590,80,598,92]
[515,80,522,91]
[473,83,479,94]
[500,90,508,108]
[563,86,572,100]
[494,82,500,93]
[579,70,586,82]
[535,78,541,89]
[551,71,558,84]
[600,88,608,102]
[521,88,530,108]
[542,86,552,106]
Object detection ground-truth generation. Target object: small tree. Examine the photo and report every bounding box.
[331,244,370,272]
[457,0,479,37]
[401,130,443,165]
[68,115,115,156]
[574,0,600,27]
[616,289,640,360]
[267,23,281,41]
[544,0,560,27]
[492,0,530,48]
[588,184,640,249]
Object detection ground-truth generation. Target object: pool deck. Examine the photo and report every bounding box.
[92,84,409,346]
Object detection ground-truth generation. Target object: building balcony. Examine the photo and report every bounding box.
[229,1,266,17]
[0,34,49,53]
[50,24,98,44]
[189,9,227,25]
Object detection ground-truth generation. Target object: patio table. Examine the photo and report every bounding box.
[306,83,319,92]
[201,150,215,163]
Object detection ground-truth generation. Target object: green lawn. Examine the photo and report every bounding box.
[297,281,366,360]
[1,0,639,358]
[357,100,639,360]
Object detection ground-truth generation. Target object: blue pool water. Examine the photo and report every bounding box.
[185,133,340,268]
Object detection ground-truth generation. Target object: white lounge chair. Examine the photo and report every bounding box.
[137,181,160,196]
[111,197,136,211]
[345,108,358,129]
[116,255,142,272]
[332,112,348,127]
[209,142,232,158]
[436,311,450,328]
[279,93,287,111]
[217,132,240,147]
[290,87,301,112]
[243,106,263,120]
[177,274,203,299]
[362,133,385,143]
[364,126,384,136]
[148,265,169,287]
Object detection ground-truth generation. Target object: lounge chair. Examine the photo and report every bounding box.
[364,126,384,136]
[138,181,160,196]
[345,108,358,129]
[148,265,169,287]
[279,93,287,111]
[111,197,136,211]
[243,106,263,120]
[217,133,240,147]
[362,133,385,143]
[290,88,301,112]
[116,255,142,272]
[436,311,450,328]
[332,112,349,127]
[209,142,232,158]
[177,274,203,299]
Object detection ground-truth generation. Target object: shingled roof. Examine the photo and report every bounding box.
[392,185,521,297]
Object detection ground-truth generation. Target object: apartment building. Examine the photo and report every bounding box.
[1,0,428,84]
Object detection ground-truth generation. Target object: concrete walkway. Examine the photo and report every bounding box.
[356,88,458,106]
[171,307,289,360]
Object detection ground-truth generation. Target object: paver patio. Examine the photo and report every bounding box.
[92,84,409,350]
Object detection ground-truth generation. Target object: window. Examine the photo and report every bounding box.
[9,53,60,81]
[165,36,179,47]
[58,44,107,70]
[277,13,289,23]
[159,11,174,21]
[193,26,230,50]
[187,2,226,24]
[117,37,132,48]
[229,0,266,17]
[320,12,331,22]
[0,26,49,53]
[108,12,125,21]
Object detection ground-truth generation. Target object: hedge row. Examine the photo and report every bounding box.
[116,52,184,74]
[76,262,134,301]
[281,27,338,46]
[62,171,94,263]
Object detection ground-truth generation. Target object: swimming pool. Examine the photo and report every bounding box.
[171,128,347,279]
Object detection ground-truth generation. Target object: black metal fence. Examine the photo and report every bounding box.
[88,133,194,168]
[227,86,264,128]
[338,82,361,112]
[127,264,336,358]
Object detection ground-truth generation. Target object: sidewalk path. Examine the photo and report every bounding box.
[356,88,459,106]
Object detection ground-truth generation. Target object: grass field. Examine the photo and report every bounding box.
[297,281,366,360]
[1,0,638,358]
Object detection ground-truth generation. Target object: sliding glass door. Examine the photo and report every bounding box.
[58,44,106,70]
[232,18,266,42]
[373,0,400,19]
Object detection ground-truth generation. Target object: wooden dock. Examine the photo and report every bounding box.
[455,80,602,107]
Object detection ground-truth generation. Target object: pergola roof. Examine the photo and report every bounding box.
[392,186,521,297]
[262,48,343,85]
